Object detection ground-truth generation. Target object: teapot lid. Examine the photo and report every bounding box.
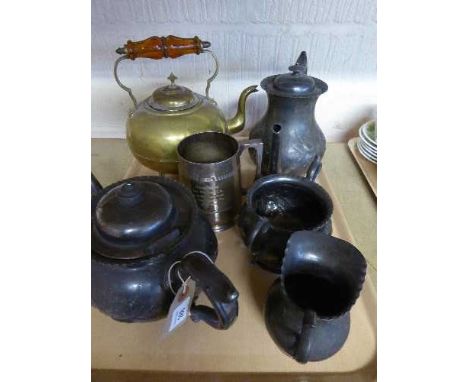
[92,176,198,260]
[261,51,328,98]
[95,180,175,242]
[147,73,201,112]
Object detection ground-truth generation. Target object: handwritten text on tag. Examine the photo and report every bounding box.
[163,278,196,337]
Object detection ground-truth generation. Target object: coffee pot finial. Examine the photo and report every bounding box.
[288,51,308,75]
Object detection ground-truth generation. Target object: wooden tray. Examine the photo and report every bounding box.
[92,158,377,381]
[348,137,377,196]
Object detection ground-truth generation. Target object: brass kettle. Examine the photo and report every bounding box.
[114,35,258,174]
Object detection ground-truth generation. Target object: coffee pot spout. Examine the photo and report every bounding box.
[226,85,258,134]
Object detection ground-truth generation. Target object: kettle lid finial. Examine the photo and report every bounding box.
[167,72,178,86]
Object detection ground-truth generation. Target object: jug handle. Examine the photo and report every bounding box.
[295,310,317,363]
[113,35,218,109]
[180,251,239,330]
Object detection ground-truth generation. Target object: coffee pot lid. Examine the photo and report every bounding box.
[147,72,201,112]
[261,51,328,98]
[95,180,175,242]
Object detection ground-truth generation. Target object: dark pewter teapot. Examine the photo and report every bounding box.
[91,174,239,329]
[250,51,328,177]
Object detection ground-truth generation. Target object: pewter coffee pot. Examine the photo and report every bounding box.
[250,52,328,177]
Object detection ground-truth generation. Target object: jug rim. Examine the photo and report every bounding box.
[280,230,367,319]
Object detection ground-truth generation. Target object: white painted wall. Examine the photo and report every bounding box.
[91,0,376,141]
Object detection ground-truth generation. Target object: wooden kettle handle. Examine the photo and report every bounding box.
[116,35,211,60]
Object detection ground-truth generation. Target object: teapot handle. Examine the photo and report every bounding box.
[180,252,239,330]
[114,35,219,109]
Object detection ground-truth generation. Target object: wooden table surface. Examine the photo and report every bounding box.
[91,139,377,381]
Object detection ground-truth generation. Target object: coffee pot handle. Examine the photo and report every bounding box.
[114,35,218,108]
[305,155,322,182]
[180,252,239,330]
[295,310,317,363]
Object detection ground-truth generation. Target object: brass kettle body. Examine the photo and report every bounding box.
[114,35,257,174]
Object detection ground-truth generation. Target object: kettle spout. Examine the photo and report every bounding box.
[226,85,258,134]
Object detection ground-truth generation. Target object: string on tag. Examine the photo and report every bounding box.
[167,250,214,295]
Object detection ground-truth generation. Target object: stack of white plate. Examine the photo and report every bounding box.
[357,120,377,164]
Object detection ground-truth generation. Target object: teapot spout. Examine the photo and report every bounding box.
[92,173,103,197]
[226,85,258,134]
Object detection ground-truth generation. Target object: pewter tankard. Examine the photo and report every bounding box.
[177,132,263,232]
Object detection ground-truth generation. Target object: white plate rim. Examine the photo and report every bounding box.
[357,140,377,163]
[362,120,377,144]
[359,125,377,148]
[360,138,377,155]
[358,139,377,159]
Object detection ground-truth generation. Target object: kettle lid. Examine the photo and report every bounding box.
[261,51,328,98]
[147,73,201,112]
[95,180,175,242]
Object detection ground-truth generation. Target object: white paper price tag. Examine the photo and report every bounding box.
[163,278,196,337]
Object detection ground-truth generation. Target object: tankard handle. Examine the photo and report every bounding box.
[114,35,219,109]
[239,139,264,192]
[180,252,239,330]
[295,310,317,363]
